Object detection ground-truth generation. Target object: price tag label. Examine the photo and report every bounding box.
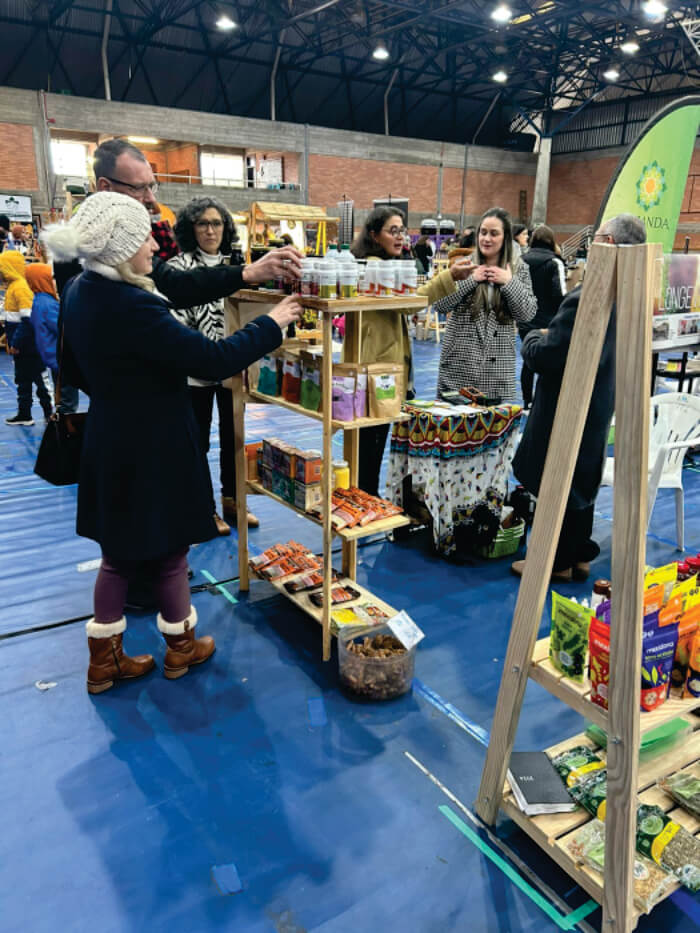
[387,610,425,650]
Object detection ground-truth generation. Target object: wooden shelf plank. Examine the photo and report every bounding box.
[251,572,398,629]
[246,480,410,540]
[530,637,700,736]
[236,289,428,313]
[248,389,410,430]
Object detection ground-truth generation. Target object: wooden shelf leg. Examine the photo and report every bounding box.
[475,244,618,826]
[231,371,249,592]
[603,242,660,933]
[342,310,361,581]
[322,310,333,661]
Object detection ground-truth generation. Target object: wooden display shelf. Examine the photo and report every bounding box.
[529,636,700,736]
[501,728,700,919]
[246,480,410,539]
[253,572,398,630]
[236,289,428,313]
[248,389,411,431]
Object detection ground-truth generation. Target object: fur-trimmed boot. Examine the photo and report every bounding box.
[157,607,215,680]
[86,618,155,694]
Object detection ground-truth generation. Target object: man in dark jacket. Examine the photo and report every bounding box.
[511,213,646,582]
[53,138,302,303]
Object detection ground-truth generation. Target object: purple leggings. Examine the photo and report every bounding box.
[93,547,191,624]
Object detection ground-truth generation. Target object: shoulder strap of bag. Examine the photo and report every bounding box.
[55,273,81,409]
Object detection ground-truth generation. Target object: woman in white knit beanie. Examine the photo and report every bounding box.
[43,192,302,694]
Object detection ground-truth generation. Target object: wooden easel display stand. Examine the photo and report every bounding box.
[475,242,700,931]
[225,290,427,661]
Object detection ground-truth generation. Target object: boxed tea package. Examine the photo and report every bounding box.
[366,362,404,419]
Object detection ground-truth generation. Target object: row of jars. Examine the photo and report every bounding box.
[299,258,418,300]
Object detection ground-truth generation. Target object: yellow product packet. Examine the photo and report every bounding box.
[670,574,698,608]
[645,562,678,600]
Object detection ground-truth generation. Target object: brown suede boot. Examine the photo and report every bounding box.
[157,607,215,680]
[86,618,155,694]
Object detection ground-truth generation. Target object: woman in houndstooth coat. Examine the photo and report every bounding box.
[419,207,536,403]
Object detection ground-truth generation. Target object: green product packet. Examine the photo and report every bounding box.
[636,803,700,891]
[257,355,279,396]
[570,769,608,820]
[659,768,700,819]
[585,717,691,760]
[549,591,593,682]
[375,374,396,401]
[551,746,605,788]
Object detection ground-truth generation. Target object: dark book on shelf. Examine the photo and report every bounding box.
[507,752,578,816]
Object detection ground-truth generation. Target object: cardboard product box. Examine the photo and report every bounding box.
[261,464,274,492]
[274,443,297,478]
[270,468,295,504]
[245,442,263,482]
[295,481,323,513]
[262,437,284,469]
[295,450,322,485]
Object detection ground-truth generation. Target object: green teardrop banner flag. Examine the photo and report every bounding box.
[597,96,700,253]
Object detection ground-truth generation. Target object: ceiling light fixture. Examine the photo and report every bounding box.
[620,41,640,54]
[128,136,160,145]
[216,14,237,30]
[603,67,620,81]
[372,42,390,60]
[492,70,508,83]
[642,1,667,17]
[491,4,512,23]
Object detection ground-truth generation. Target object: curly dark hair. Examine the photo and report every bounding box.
[351,205,406,259]
[173,196,236,255]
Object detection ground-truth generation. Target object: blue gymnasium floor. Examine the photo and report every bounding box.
[2,340,700,933]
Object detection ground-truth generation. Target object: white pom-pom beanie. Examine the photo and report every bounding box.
[42,192,151,268]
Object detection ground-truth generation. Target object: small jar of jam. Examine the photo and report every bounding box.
[591,579,612,610]
[677,561,693,581]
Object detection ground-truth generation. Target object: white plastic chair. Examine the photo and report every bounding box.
[601,393,700,550]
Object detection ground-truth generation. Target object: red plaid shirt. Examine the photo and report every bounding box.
[151,221,179,262]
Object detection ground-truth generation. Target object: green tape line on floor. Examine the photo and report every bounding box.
[201,569,238,605]
[439,805,597,931]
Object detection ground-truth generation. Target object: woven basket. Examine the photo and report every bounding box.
[477,519,526,559]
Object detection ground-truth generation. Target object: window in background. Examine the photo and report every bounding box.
[51,140,89,177]
[200,152,244,187]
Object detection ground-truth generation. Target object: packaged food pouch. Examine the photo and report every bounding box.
[636,803,700,891]
[670,573,698,607]
[331,364,356,422]
[589,617,611,710]
[354,365,368,419]
[257,353,280,396]
[565,819,675,913]
[671,605,700,690]
[683,632,700,698]
[549,591,594,682]
[645,562,678,601]
[551,745,605,789]
[658,594,683,628]
[641,625,678,711]
[570,768,608,819]
[300,353,322,412]
[658,766,700,819]
[281,354,302,404]
[366,362,404,419]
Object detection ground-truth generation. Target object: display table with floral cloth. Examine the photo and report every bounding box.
[386,403,523,555]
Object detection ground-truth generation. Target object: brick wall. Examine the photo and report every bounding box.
[166,143,200,181]
[308,153,439,213]
[0,122,39,190]
[441,166,535,219]
[547,155,620,229]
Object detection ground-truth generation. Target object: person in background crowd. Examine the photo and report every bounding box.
[5,223,28,254]
[0,251,53,425]
[26,263,79,415]
[517,224,567,408]
[42,192,302,695]
[414,235,432,276]
[169,196,258,536]
[350,206,414,495]
[511,213,646,582]
[513,223,529,252]
[0,214,10,249]
[52,139,303,303]
[419,206,536,403]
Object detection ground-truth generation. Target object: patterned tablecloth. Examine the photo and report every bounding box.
[386,403,523,555]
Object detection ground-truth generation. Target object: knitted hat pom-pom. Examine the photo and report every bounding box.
[41,223,83,261]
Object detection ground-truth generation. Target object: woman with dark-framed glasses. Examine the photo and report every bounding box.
[349,206,416,496]
[168,196,258,534]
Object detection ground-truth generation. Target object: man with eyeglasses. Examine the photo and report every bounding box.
[511,213,646,584]
[53,138,303,304]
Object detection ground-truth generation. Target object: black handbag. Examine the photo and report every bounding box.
[34,410,87,486]
[34,300,87,486]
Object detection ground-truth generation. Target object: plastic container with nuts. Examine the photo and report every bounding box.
[338,629,416,700]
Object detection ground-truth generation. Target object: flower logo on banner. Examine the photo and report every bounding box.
[636,161,667,212]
